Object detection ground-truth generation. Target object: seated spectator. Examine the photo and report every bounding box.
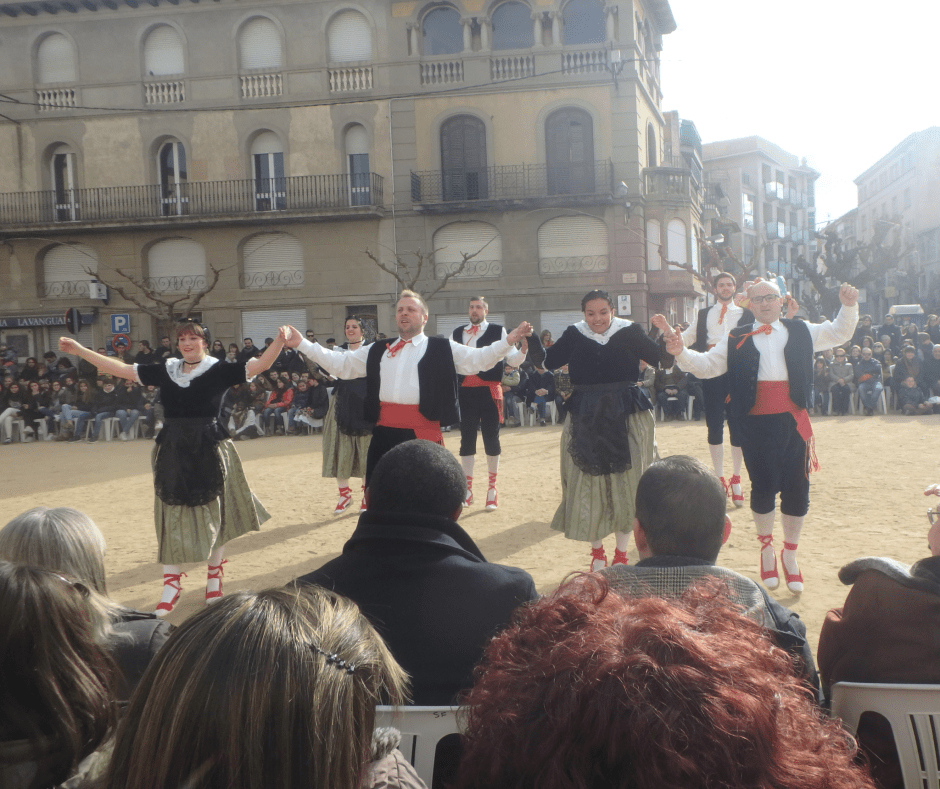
[114,379,143,440]
[296,440,537,705]
[0,507,172,705]
[878,314,901,352]
[286,379,328,433]
[812,357,830,414]
[829,349,855,415]
[928,314,940,344]
[87,380,119,443]
[261,378,293,435]
[637,358,656,402]
[133,341,155,366]
[19,356,40,382]
[817,486,940,789]
[235,337,260,365]
[654,362,688,420]
[553,364,573,421]
[0,343,17,376]
[0,561,116,789]
[0,382,27,443]
[61,378,95,442]
[917,332,934,361]
[852,314,875,348]
[523,365,555,425]
[897,374,932,415]
[855,347,884,416]
[225,342,239,363]
[539,329,553,348]
[848,344,862,368]
[209,340,226,361]
[602,455,817,689]
[455,574,872,789]
[684,371,704,421]
[921,344,940,397]
[100,586,419,789]
[138,384,162,436]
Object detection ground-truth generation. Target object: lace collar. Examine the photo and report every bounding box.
[573,316,633,346]
[166,356,219,387]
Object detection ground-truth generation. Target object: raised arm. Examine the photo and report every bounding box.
[246,326,289,380]
[289,329,369,380]
[450,321,532,375]
[58,337,137,381]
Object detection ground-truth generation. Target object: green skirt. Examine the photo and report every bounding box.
[550,408,655,542]
[321,394,371,480]
[152,438,270,564]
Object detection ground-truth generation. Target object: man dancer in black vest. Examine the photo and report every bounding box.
[453,297,526,510]
[285,290,532,483]
[680,272,753,507]
[656,280,858,593]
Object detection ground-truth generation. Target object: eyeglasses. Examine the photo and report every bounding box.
[750,294,781,305]
[835,353,846,357]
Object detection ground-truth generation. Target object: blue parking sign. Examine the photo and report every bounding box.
[110,313,130,334]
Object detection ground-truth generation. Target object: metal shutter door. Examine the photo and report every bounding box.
[44,243,97,292]
[435,313,505,338]
[144,25,185,76]
[539,310,584,342]
[537,216,607,257]
[148,239,207,280]
[38,34,77,84]
[434,222,501,265]
[239,18,283,70]
[241,309,307,346]
[328,11,373,62]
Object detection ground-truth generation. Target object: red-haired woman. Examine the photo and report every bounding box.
[59,322,289,615]
[456,574,875,789]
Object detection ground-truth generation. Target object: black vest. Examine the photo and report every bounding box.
[692,304,755,352]
[363,336,460,426]
[452,323,504,383]
[727,319,813,419]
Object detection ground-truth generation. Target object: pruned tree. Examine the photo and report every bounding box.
[363,242,488,301]
[658,231,763,300]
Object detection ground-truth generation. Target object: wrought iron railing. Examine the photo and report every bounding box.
[434,260,503,279]
[410,160,612,203]
[41,280,90,298]
[539,255,609,275]
[142,275,208,294]
[0,172,384,226]
[240,269,306,289]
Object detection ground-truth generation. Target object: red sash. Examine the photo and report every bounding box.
[377,402,443,445]
[461,374,504,423]
[749,381,819,474]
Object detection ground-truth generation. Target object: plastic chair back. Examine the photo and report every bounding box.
[375,705,460,788]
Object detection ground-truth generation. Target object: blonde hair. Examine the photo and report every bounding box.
[103,586,409,789]
[399,289,429,316]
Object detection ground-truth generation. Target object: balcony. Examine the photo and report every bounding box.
[410,160,613,210]
[0,172,385,231]
[764,181,784,199]
[644,167,701,208]
[646,268,701,298]
[765,221,785,239]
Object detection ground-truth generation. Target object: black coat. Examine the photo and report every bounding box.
[295,510,538,705]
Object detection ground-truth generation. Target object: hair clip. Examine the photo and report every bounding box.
[311,644,356,674]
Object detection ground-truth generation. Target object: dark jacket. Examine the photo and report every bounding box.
[295,510,538,705]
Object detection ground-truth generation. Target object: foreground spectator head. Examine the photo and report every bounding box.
[102,586,407,789]
[0,560,116,788]
[456,575,873,789]
[366,439,465,519]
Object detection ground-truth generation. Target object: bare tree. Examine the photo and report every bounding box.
[363,243,488,301]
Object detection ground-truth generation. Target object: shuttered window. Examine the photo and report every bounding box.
[37,33,77,84]
[43,243,97,298]
[537,216,608,274]
[328,11,373,62]
[436,313,506,338]
[545,108,595,194]
[646,219,661,271]
[147,238,207,293]
[667,218,687,267]
[433,222,502,278]
[144,25,184,76]
[440,115,487,201]
[539,310,585,343]
[239,18,283,71]
[562,0,605,45]
[241,309,307,347]
[242,232,304,289]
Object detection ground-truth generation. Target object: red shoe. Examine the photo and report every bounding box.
[758,534,778,590]
[719,476,729,497]
[485,472,497,510]
[589,546,608,572]
[729,474,745,508]
[612,549,629,566]
[464,476,473,507]
[334,486,352,515]
[206,560,227,604]
[781,542,804,593]
[155,571,186,617]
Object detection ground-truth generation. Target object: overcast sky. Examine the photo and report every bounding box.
[659,0,940,226]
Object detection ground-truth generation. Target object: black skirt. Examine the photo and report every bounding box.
[153,418,227,506]
[566,382,652,476]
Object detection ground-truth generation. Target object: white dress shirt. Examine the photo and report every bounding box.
[459,320,526,367]
[297,333,513,406]
[677,305,859,381]
[681,301,744,348]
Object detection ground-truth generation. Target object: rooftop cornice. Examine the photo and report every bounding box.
[0,0,207,17]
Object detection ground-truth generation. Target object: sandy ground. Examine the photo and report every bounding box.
[1,413,937,656]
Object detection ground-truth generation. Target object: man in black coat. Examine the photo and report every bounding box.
[294,439,537,705]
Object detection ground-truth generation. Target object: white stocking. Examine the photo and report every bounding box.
[207,546,226,596]
[461,456,475,476]
[731,445,744,477]
[161,564,181,605]
[753,510,776,575]
[615,531,631,552]
[486,454,499,475]
[337,477,350,491]
[708,443,724,476]
[780,514,804,577]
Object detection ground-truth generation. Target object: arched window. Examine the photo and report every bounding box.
[328,11,373,62]
[423,7,463,55]
[37,33,76,84]
[647,123,657,168]
[239,17,282,70]
[345,124,371,206]
[440,115,487,201]
[157,140,188,216]
[433,222,502,278]
[491,2,532,50]
[545,107,594,195]
[242,232,304,289]
[537,216,608,274]
[667,218,687,266]
[43,243,97,298]
[562,0,605,45]
[251,131,285,211]
[144,25,184,76]
[147,238,207,293]
[646,218,661,271]
[50,143,79,222]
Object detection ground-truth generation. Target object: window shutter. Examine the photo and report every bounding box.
[328,11,373,62]
[243,233,304,287]
[239,18,283,71]
[666,219,687,266]
[433,222,501,277]
[538,216,607,258]
[241,309,307,346]
[38,34,77,84]
[538,311,585,342]
[435,313,506,338]
[44,243,97,297]
[144,26,185,76]
[148,239,207,292]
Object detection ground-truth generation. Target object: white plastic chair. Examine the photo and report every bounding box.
[374,705,460,789]
[831,682,940,789]
[655,394,694,422]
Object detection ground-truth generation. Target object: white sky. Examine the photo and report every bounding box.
[659,0,940,227]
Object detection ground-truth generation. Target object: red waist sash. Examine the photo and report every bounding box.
[749,381,819,474]
[377,402,443,445]
[461,374,504,423]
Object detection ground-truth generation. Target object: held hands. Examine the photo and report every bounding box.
[926,484,940,497]
[651,314,684,356]
[507,321,534,346]
[282,325,302,349]
[839,283,860,307]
